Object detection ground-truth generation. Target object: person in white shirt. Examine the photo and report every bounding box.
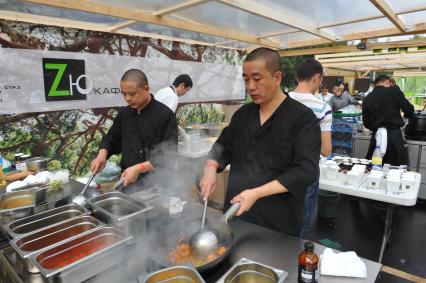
[289,58,332,238]
[315,87,333,103]
[364,81,375,96]
[154,74,193,113]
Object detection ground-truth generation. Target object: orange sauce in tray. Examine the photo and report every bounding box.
[20,224,95,252]
[36,234,121,270]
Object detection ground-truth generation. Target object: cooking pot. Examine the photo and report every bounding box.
[148,202,239,273]
[405,111,426,140]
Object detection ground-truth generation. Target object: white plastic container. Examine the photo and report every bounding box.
[351,164,366,174]
[367,171,383,189]
[387,177,401,194]
[401,173,416,192]
[346,171,362,186]
[325,165,339,180]
[319,164,328,179]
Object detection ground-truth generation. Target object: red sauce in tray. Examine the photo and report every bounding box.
[20,224,95,252]
[37,234,121,270]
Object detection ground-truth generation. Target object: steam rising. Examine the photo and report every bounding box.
[89,139,224,282]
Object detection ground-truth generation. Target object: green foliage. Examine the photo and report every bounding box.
[280,55,312,90]
[47,180,62,192]
[109,154,121,165]
[176,103,224,128]
[47,160,62,171]
[396,77,426,93]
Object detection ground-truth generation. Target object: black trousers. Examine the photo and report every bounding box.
[366,128,407,166]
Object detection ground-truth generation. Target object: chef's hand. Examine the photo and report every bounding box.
[199,164,217,200]
[90,149,108,174]
[231,189,261,216]
[121,161,153,187]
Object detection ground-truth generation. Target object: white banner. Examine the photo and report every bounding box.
[0,48,245,114]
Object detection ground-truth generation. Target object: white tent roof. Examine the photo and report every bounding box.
[0,0,425,50]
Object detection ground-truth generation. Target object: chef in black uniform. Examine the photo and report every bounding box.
[199,48,321,236]
[91,69,178,187]
[362,75,414,165]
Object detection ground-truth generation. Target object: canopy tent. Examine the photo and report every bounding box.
[0,0,425,51]
[316,46,426,72]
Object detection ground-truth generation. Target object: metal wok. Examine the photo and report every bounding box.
[149,203,239,273]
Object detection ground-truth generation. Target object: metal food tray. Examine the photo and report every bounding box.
[3,203,89,239]
[0,191,37,221]
[10,184,49,205]
[88,191,152,236]
[29,226,132,283]
[11,215,104,259]
[216,258,288,283]
[139,264,205,283]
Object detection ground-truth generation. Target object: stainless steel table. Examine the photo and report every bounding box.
[0,208,381,282]
[202,220,381,283]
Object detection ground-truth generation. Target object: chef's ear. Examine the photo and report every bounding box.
[274,70,283,87]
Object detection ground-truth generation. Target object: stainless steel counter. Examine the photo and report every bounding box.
[0,218,381,283]
[0,178,382,283]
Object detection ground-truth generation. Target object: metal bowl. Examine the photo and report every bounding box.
[0,191,36,223]
[26,157,49,172]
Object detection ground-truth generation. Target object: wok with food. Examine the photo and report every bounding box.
[150,202,239,272]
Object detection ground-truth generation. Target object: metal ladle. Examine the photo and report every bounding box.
[71,173,96,209]
[189,201,241,258]
[189,198,218,258]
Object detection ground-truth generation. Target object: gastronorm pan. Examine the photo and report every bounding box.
[139,264,205,283]
[30,226,131,283]
[3,203,89,239]
[88,191,152,236]
[216,258,288,283]
[10,216,104,273]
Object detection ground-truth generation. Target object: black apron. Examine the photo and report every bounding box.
[366,128,407,166]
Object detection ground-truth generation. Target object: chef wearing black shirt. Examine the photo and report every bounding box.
[199,48,321,236]
[91,69,178,187]
[362,75,414,165]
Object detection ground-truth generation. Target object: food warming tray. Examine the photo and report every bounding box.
[88,191,152,236]
[29,226,131,283]
[3,203,89,238]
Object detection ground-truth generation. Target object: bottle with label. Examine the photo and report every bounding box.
[371,145,383,171]
[298,241,319,283]
[0,156,7,190]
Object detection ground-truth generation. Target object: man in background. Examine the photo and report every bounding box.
[289,58,332,237]
[363,75,414,165]
[154,74,193,113]
[329,85,352,111]
[315,87,333,103]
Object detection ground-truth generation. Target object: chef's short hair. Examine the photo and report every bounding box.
[244,47,281,75]
[374,75,390,86]
[121,69,149,88]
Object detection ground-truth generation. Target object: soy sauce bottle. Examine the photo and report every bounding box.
[298,241,319,283]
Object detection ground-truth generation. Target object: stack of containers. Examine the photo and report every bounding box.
[367,170,384,189]
[346,164,366,186]
[386,169,402,194]
[401,172,416,192]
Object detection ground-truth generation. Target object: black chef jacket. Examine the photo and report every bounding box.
[362,86,414,165]
[209,96,321,236]
[99,95,178,171]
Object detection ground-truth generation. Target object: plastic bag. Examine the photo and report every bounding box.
[94,161,121,183]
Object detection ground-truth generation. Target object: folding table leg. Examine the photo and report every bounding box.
[378,204,394,263]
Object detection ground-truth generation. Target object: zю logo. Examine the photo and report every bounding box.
[42,58,93,101]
